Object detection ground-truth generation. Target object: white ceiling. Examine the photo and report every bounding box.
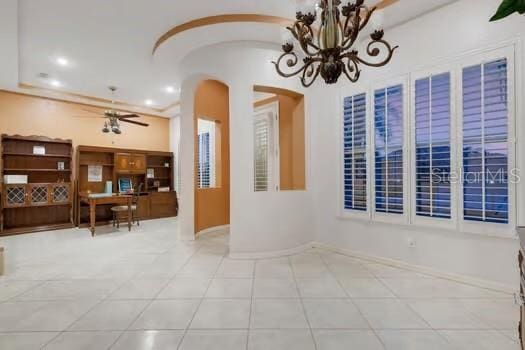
[0,0,457,117]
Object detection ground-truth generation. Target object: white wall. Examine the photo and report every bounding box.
[175,43,316,254]
[309,0,524,287]
[172,0,523,287]
[0,0,19,89]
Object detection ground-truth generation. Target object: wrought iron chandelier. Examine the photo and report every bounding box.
[273,0,398,87]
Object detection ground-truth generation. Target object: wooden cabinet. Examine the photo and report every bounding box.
[136,195,150,219]
[116,153,146,173]
[3,183,72,208]
[3,184,27,208]
[150,192,178,218]
[1,135,74,235]
[77,146,177,228]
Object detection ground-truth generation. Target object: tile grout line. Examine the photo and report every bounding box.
[288,255,318,350]
[319,251,389,349]
[363,259,484,347]
[245,258,257,350]
[106,239,202,350]
[175,247,226,350]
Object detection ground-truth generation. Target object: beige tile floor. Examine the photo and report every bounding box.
[0,218,520,349]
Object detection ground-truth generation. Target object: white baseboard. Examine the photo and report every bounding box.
[229,242,313,260]
[195,225,230,239]
[205,231,515,293]
[312,241,516,294]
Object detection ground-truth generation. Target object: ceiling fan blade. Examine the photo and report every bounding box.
[121,119,149,127]
[119,114,141,119]
[376,0,399,10]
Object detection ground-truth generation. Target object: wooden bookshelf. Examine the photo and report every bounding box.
[76,146,178,227]
[0,135,74,235]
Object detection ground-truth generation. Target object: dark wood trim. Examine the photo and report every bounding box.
[1,134,72,144]
[0,223,75,237]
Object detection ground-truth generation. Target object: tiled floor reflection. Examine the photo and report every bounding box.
[0,219,520,349]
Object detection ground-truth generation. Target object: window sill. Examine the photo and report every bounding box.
[336,212,518,241]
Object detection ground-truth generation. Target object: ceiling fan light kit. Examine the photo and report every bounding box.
[274,0,398,87]
[84,86,151,134]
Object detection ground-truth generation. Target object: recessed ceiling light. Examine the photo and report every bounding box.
[145,99,154,106]
[56,57,69,66]
[165,86,175,94]
[49,80,62,87]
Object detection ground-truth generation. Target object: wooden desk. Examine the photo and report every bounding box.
[80,194,132,236]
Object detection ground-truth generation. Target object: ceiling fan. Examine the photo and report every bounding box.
[78,86,149,134]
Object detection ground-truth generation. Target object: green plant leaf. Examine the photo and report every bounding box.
[518,0,525,13]
[490,0,523,21]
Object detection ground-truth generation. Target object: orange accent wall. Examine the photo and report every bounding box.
[269,95,306,191]
[0,91,170,151]
[194,80,230,233]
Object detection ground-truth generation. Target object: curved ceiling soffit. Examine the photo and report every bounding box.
[171,40,283,92]
[177,39,282,70]
[152,0,400,55]
[152,14,294,55]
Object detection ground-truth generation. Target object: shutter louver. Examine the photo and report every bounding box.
[462,58,509,224]
[254,115,270,192]
[374,84,404,214]
[343,93,367,211]
[415,73,452,219]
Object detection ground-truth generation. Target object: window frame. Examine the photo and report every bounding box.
[410,65,458,230]
[338,43,518,238]
[253,101,280,192]
[338,84,372,219]
[370,76,410,225]
[197,117,218,189]
[456,46,516,236]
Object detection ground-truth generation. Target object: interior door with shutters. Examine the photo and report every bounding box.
[253,102,279,192]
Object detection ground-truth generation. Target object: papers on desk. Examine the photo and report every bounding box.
[87,193,114,199]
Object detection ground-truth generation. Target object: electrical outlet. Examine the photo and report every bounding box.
[407,238,416,248]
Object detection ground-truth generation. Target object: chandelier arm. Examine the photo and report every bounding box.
[341,7,362,50]
[272,51,311,78]
[301,60,322,88]
[290,23,321,56]
[341,56,361,83]
[351,39,398,67]
[358,6,376,31]
[298,24,322,55]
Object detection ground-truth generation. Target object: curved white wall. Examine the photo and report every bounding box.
[175,43,315,255]
[170,0,522,288]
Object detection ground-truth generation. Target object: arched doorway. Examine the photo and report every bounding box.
[194,80,230,235]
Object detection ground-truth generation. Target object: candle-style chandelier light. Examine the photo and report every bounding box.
[273,0,398,87]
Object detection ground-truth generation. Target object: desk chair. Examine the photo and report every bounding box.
[111,183,143,228]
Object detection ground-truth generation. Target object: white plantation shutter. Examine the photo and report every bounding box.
[198,132,211,188]
[374,84,404,214]
[415,73,452,219]
[343,93,367,211]
[462,58,509,224]
[197,119,216,189]
[254,113,271,192]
